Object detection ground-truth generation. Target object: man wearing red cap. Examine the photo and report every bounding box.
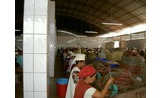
[74,65,114,98]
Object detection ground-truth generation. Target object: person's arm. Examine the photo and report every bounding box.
[92,77,114,98]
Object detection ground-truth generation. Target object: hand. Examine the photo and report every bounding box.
[107,77,115,85]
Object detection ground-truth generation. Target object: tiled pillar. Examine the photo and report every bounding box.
[23,0,49,98]
[47,0,56,77]
[47,1,56,97]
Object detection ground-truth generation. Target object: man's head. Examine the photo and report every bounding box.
[75,54,86,69]
[79,65,97,83]
[71,53,77,58]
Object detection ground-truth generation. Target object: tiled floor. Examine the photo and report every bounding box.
[15,54,68,98]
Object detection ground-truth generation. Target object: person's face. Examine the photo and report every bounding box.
[89,74,96,83]
[80,61,85,68]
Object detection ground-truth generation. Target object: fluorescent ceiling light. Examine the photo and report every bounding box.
[16,39,23,41]
[58,30,87,37]
[15,29,21,31]
[102,23,123,25]
[85,31,98,33]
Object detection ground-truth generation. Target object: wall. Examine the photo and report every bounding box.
[105,42,114,49]
[57,36,106,48]
[16,36,146,49]
[120,39,146,49]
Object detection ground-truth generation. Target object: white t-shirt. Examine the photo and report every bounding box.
[84,87,96,98]
[65,67,80,98]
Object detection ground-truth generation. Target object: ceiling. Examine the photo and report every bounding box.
[15,0,146,37]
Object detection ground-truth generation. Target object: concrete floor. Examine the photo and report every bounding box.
[50,55,68,98]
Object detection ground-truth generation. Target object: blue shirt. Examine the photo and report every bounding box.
[16,55,23,67]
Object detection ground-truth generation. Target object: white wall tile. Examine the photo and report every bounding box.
[24,73,33,91]
[24,0,34,15]
[24,16,34,34]
[23,54,33,72]
[34,35,47,53]
[34,54,46,72]
[34,16,47,34]
[34,73,47,91]
[34,92,47,98]
[23,35,33,53]
[24,92,34,98]
[35,0,47,15]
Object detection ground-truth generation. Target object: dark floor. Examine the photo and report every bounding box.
[50,55,68,98]
[15,54,67,98]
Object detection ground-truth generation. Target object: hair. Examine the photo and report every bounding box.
[76,60,84,64]
[90,72,96,78]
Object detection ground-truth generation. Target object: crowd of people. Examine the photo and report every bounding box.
[15,46,146,97]
[15,47,23,84]
[56,46,146,98]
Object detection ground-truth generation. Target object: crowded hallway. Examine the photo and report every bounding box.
[16,46,146,98]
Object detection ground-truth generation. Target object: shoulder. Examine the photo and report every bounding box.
[72,67,80,71]
[84,87,96,98]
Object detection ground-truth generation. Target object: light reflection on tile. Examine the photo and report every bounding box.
[24,16,34,34]
[34,16,47,34]
[35,0,47,15]
[34,35,47,53]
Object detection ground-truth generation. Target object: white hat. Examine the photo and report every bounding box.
[71,53,77,57]
[75,54,85,61]
[68,51,73,54]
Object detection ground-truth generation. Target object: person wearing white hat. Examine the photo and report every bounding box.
[65,54,86,98]
[66,53,77,74]
[64,51,73,71]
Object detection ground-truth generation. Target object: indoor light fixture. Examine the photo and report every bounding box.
[85,31,98,33]
[102,22,123,25]
[15,29,21,31]
[58,30,87,37]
